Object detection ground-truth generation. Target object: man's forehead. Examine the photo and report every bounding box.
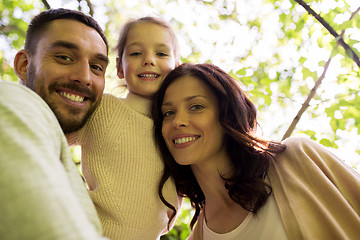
[40,19,107,55]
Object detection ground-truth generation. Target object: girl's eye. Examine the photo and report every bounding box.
[190,105,204,111]
[130,52,141,56]
[157,52,168,57]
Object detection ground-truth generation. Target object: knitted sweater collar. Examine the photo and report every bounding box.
[123,92,152,117]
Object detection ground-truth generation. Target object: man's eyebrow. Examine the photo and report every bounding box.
[48,40,109,65]
[48,40,79,51]
[95,53,109,65]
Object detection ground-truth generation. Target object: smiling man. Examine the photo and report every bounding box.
[0,8,108,240]
[15,10,108,134]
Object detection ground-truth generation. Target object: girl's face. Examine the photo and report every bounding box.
[161,75,227,171]
[118,22,177,98]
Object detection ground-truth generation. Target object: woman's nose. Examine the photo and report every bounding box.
[172,110,188,128]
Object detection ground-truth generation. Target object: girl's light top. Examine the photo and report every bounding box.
[78,93,179,240]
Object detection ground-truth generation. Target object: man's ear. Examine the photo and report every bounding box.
[14,49,30,84]
[116,57,125,79]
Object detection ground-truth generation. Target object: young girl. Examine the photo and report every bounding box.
[151,63,360,239]
[72,17,181,239]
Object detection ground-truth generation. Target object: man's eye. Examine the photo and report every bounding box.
[56,55,72,61]
[91,65,103,72]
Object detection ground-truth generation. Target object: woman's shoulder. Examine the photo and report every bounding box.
[276,136,341,169]
[281,136,325,154]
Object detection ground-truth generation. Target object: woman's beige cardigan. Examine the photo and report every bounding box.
[189,137,360,239]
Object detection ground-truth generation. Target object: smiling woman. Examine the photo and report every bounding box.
[161,75,225,167]
[152,62,360,240]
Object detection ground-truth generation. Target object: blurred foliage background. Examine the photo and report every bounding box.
[1,0,359,239]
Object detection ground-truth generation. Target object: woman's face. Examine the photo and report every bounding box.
[161,75,227,169]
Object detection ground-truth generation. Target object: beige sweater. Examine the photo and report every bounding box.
[78,93,178,240]
[0,82,104,239]
[189,137,360,239]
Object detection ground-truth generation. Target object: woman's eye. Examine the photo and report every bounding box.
[190,105,204,111]
[163,110,174,118]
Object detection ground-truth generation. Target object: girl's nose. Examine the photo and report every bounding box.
[143,53,156,66]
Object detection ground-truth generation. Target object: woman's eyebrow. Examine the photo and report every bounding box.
[162,95,206,107]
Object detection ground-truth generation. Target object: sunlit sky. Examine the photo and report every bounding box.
[8,0,360,169]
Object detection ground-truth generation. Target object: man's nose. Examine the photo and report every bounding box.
[70,60,91,86]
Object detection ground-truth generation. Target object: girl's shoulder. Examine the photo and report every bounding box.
[93,93,130,115]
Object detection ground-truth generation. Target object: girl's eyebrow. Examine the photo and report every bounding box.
[125,42,141,48]
[126,42,171,49]
[155,43,172,49]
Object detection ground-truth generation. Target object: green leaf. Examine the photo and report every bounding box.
[319,138,338,149]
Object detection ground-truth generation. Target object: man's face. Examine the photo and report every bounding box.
[26,19,108,133]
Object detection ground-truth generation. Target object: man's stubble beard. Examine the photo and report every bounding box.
[26,62,98,134]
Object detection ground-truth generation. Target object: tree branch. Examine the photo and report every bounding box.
[281,55,332,140]
[0,24,25,35]
[340,6,360,38]
[77,0,94,16]
[294,0,360,68]
[84,0,94,16]
[42,0,51,9]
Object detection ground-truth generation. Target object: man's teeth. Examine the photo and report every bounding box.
[174,137,196,144]
[59,92,84,103]
[139,74,159,78]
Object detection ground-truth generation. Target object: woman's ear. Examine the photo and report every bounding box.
[116,57,125,79]
[14,49,30,84]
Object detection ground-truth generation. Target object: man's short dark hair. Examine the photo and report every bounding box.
[25,8,108,55]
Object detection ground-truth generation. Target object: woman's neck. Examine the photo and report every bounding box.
[192,159,250,234]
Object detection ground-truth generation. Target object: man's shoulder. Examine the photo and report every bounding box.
[0,81,44,104]
[0,81,57,124]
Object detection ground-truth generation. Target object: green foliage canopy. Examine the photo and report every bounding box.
[1,0,359,239]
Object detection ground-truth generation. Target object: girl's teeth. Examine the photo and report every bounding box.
[174,137,196,144]
[139,74,158,78]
